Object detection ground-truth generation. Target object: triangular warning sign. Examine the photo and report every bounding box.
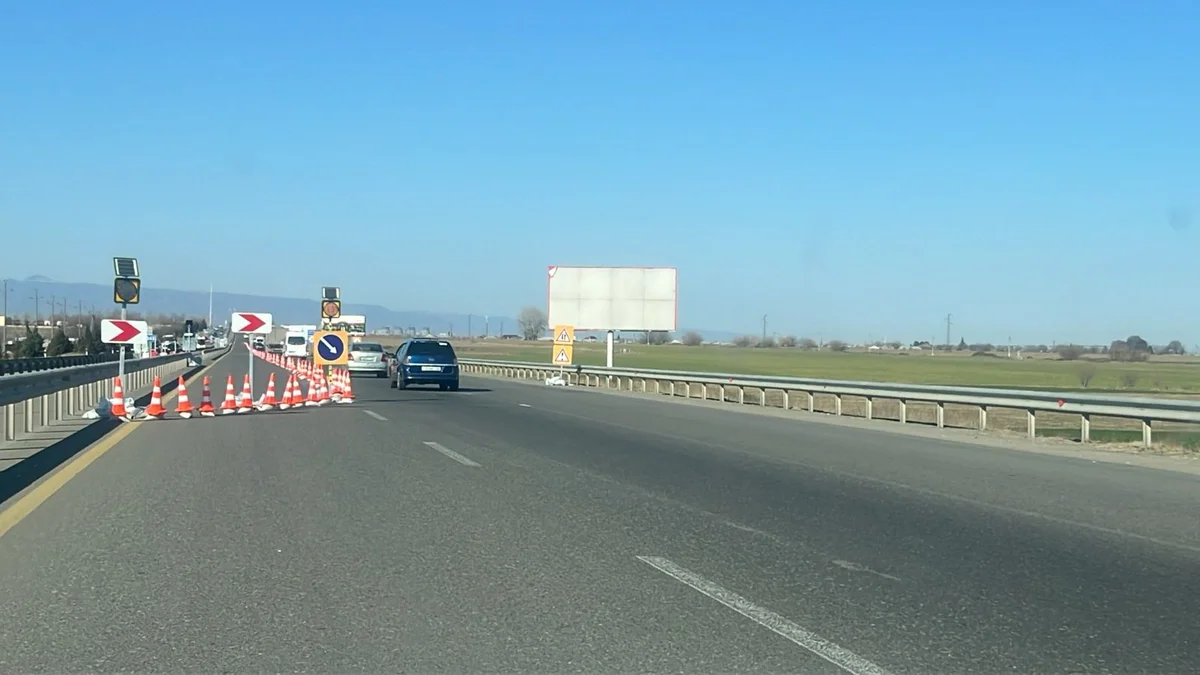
[557,328,570,343]
[554,348,570,363]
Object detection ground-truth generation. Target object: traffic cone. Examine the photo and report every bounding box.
[143,376,167,419]
[175,377,194,419]
[317,375,330,405]
[238,374,254,413]
[330,370,344,402]
[339,370,355,404]
[259,373,278,410]
[198,376,216,417]
[220,375,237,414]
[278,375,294,410]
[111,376,129,418]
[305,375,320,406]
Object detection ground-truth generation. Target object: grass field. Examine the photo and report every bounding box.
[372,337,1200,394]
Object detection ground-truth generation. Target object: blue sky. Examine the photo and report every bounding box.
[1,1,1195,344]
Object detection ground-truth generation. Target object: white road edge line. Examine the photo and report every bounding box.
[636,556,893,675]
[423,441,482,467]
[363,410,388,421]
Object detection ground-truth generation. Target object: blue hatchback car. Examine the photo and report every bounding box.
[389,339,460,391]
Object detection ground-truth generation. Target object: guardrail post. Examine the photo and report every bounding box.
[835,394,842,416]
[806,392,814,413]
[898,399,907,424]
[864,396,873,420]
[936,402,945,428]
[1079,413,1090,443]
[4,403,14,441]
[24,398,34,432]
[978,406,988,431]
[782,390,790,410]
[737,387,745,405]
[1141,420,1152,448]
[759,388,766,407]
[40,394,50,426]
[653,380,660,395]
[1026,410,1036,439]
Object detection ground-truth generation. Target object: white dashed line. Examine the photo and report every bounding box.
[363,410,388,421]
[637,556,893,675]
[518,403,532,408]
[831,559,901,582]
[423,441,482,467]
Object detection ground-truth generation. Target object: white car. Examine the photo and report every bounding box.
[347,341,388,377]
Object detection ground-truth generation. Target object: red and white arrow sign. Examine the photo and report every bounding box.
[231,312,273,334]
[100,319,148,344]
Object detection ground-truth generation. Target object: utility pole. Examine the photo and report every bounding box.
[484,315,489,338]
[29,289,40,325]
[945,313,953,349]
[1,279,8,353]
[467,314,472,338]
[762,314,768,344]
[77,299,84,339]
[208,284,214,331]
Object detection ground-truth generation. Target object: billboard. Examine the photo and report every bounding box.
[547,266,677,331]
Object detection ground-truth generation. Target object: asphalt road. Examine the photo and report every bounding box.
[0,342,1197,673]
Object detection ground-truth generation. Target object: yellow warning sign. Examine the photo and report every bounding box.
[553,324,575,345]
[553,345,574,366]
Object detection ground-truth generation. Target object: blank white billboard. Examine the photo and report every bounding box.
[547,266,678,331]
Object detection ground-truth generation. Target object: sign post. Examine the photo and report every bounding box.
[320,287,342,381]
[552,324,575,381]
[112,257,142,384]
[231,312,273,397]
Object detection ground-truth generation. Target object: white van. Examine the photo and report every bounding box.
[284,330,310,359]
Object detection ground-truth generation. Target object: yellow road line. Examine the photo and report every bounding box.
[0,355,229,539]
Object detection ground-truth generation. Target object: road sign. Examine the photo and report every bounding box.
[312,330,350,366]
[113,277,141,304]
[100,319,148,344]
[553,324,575,345]
[321,300,341,319]
[231,312,273,334]
[553,344,574,366]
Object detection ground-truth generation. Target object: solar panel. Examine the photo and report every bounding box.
[113,257,139,278]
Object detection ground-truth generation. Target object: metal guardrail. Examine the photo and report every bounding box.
[0,352,122,376]
[0,347,230,441]
[458,359,1200,448]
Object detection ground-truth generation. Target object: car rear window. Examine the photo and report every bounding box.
[352,342,383,352]
[407,341,456,359]
[286,336,306,345]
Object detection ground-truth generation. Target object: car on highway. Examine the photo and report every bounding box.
[389,338,459,391]
[347,341,389,378]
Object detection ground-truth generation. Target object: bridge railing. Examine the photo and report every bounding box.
[457,358,1200,448]
[0,347,229,441]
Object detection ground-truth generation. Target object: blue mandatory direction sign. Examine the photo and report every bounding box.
[312,330,350,366]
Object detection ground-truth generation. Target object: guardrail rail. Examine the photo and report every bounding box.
[0,352,126,376]
[0,347,228,442]
[458,359,1200,448]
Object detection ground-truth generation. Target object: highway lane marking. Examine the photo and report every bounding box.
[363,410,388,421]
[518,402,1200,556]
[0,353,229,541]
[637,556,893,675]
[423,441,481,467]
[832,559,901,582]
[518,403,532,408]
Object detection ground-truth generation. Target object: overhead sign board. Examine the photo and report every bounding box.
[231,312,273,334]
[312,330,350,366]
[553,325,575,345]
[553,344,574,366]
[100,319,148,344]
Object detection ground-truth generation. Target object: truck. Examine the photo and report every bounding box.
[282,324,318,359]
[322,314,367,343]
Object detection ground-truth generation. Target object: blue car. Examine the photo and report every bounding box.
[389,338,460,391]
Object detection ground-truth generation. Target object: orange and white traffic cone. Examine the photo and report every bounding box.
[339,369,355,404]
[330,370,344,402]
[111,376,129,419]
[198,376,216,417]
[143,376,167,419]
[259,373,278,410]
[278,375,293,410]
[220,375,237,414]
[238,374,254,413]
[175,377,194,418]
[305,375,320,406]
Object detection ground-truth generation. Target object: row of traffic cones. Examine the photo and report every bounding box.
[107,360,356,421]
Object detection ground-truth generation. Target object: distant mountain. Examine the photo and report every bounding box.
[0,277,517,337]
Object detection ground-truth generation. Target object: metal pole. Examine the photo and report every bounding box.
[118,303,127,381]
[2,279,7,356]
[248,334,254,399]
